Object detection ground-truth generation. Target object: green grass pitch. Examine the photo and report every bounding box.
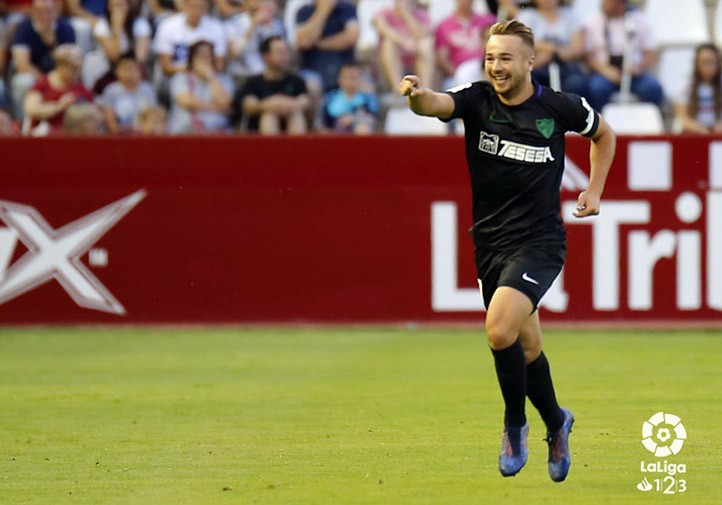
[1,327,721,504]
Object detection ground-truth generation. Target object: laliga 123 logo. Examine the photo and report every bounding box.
[0,190,146,315]
[642,411,686,457]
[637,411,688,494]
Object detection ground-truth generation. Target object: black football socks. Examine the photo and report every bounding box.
[526,352,564,433]
[491,339,527,427]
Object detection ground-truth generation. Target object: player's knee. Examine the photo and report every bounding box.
[485,319,517,350]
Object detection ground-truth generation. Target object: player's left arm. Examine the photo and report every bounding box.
[574,114,616,218]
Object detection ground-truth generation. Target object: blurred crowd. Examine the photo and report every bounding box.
[0,0,719,136]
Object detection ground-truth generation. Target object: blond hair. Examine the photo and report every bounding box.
[488,20,535,50]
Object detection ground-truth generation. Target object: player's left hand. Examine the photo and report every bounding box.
[573,190,601,218]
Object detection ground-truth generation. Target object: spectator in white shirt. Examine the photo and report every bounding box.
[154,0,227,77]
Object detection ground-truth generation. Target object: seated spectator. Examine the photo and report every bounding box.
[295,0,359,94]
[674,44,722,134]
[321,61,377,134]
[98,52,157,133]
[225,0,284,81]
[435,0,495,89]
[584,0,663,111]
[373,0,433,91]
[516,0,586,96]
[154,0,227,78]
[136,105,168,134]
[236,36,309,135]
[85,0,151,91]
[23,44,93,134]
[168,39,233,134]
[62,102,104,134]
[65,0,107,52]
[10,0,75,118]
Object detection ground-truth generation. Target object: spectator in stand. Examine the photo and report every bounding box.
[62,101,103,134]
[98,51,156,133]
[84,0,151,92]
[10,0,75,119]
[95,0,151,64]
[674,43,722,134]
[236,35,309,135]
[321,61,377,134]
[154,0,227,78]
[516,0,586,96]
[225,0,284,82]
[584,0,663,111]
[136,104,168,134]
[295,0,359,94]
[373,0,433,91]
[23,44,92,134]
[434,0,495,89]
[168,39,233,134]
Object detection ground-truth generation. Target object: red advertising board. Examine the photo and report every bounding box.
[0,135,719,324]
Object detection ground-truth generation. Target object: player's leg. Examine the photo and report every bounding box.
[485,286,534,477]
[518,303,574,482]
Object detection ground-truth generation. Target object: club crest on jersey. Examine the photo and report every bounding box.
[478,130,555,163]
[536,118,555,139]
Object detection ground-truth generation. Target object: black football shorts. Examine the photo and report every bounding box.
[475,242,566,310]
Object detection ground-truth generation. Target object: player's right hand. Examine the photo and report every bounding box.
[399,75,423,97]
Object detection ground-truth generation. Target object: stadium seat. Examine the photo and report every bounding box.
[571,0,602,25]
[284,0,312,49]
[601,102,665,135]
[384,106,449,135]
[357,0,394,56]
[644,0,709,46]
[656,46,696,102]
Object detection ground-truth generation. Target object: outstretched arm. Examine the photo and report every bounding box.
[574,114,616,218]
[399,75,454,120]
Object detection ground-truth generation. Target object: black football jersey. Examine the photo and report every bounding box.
[445,81,599,250]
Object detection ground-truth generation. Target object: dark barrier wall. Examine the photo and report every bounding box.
[0,135,720,324]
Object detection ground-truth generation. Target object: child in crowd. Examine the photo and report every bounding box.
[98,51,157,134]
[321,62,378,134]
[136,105,168,134]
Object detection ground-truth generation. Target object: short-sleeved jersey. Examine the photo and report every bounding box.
[446,80,599,250]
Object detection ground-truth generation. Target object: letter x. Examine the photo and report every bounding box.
[0,190,146,314]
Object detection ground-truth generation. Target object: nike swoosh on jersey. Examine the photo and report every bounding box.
[488,115,511,123]
[522,272,540,285]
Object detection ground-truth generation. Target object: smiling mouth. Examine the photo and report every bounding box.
[492,75,509,84]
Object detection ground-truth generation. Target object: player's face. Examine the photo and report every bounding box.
[484,34,534,101]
